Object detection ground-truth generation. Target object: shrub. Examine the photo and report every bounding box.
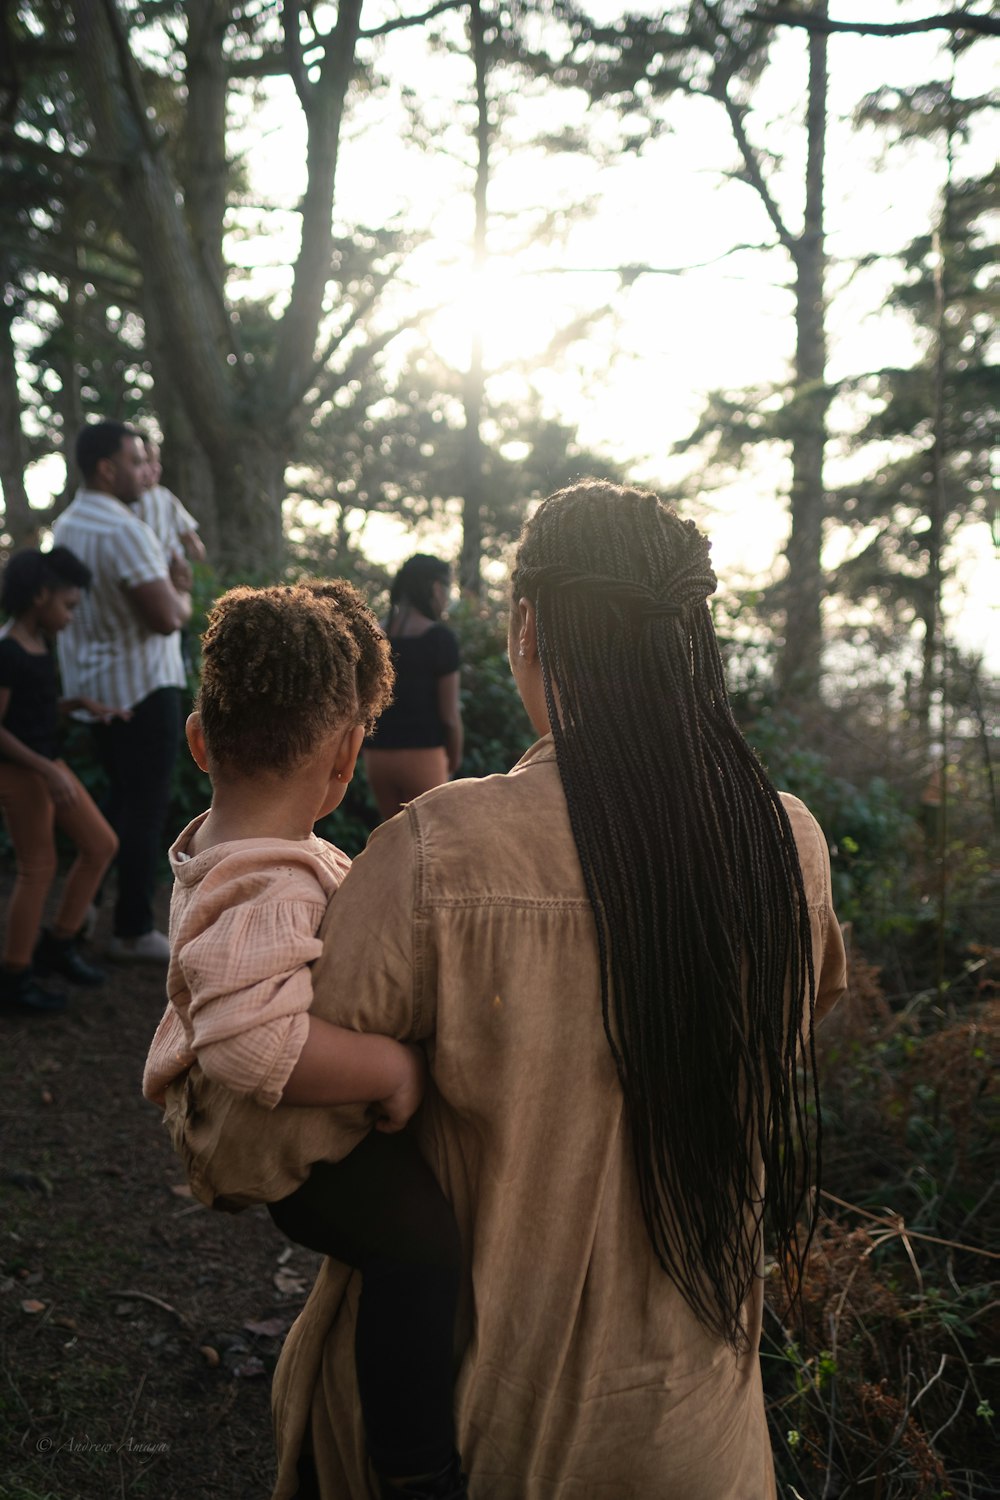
[763,952,999,1498]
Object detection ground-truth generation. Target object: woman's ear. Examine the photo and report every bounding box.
[185,712,210,772]
[516,597,538,663]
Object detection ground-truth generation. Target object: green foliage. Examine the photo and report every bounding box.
[764,956,998,1498]
[451,601,534,779]
[743,708,917,940]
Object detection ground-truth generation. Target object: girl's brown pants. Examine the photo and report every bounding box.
[0,760,118,966]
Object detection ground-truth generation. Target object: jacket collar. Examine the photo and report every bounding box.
[512,734,557,771]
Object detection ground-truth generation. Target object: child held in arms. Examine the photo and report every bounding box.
[143,582,468,1500]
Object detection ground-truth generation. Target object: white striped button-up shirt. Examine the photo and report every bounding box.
[135,485,199,562]
[53,490,186,718]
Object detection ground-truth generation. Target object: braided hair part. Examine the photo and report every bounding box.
[511,480,819,1350]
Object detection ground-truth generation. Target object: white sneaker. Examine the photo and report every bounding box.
[106,930,171,964]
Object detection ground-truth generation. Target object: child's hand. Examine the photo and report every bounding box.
[373,1043,426,1133]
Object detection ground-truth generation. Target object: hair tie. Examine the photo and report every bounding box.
[518,564,695,622]
[637,598,687,621]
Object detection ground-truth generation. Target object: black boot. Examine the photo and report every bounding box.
[377,1453,469,1500]
[34,929,106,986]
[0,967,67,1014]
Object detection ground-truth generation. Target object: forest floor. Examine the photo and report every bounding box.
[0,887,318,1500]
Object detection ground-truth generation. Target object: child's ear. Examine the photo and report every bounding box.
[185,712,210,772]
[334,724,366,785]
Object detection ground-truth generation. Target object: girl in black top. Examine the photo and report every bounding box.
[0,548,121,1012]
[364,555,463,822]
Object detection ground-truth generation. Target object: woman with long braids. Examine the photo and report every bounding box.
[259,481,846,1499]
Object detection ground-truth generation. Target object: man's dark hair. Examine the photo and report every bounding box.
[1,546,92,617]
[75,420,138,483]
[512,479,819,1353]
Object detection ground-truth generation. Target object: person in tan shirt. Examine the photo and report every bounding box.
[143,582,469,1499]
[240,481,849,1500]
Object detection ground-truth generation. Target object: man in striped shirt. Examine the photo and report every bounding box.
[53,421,193,963]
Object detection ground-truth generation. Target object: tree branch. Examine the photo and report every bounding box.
[306,311,431,410]
[303,267,399,390]
[753,6,1000,38]
[283,1,312,113]
[360,0,467,40]
[718,92,798,257]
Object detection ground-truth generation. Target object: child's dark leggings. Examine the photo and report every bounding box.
[267,1128,460,1480]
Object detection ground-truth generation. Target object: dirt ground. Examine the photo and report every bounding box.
[0,888,321,1500]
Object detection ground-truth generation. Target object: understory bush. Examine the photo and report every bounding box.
[764,954,998,1498]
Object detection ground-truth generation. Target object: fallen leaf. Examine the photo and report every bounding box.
[39,1088,54,1106]
[273,1269,307,1296]
[199,1345,221,1368]
[52,1315,77,1332]
[232,1356,266,1379]
[21,1299,46,1314]
[169,1183,194,1199]
[276,1246,294,1266]
[244,1316,289,1339]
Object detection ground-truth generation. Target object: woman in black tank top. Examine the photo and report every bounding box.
[363,555,463,822]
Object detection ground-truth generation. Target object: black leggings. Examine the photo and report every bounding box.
[268,1128,460,1479]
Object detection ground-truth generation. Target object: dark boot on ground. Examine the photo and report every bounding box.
[377,1453,469,1500]
[34,929,106,986]
[0,966,67,1013]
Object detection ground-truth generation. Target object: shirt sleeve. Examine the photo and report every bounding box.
[112,515,171,589]
[432,625,460,677]
[177,893,327,1109]
[800,806,848,1030]
[165,489,199,534]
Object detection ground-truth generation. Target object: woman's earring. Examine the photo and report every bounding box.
[518,646,526,658]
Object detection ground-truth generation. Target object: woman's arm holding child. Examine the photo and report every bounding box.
[281,1018,426,1131]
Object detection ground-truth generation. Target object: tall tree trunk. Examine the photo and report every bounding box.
[70,0,363,574]
[182,0,229,295]
[459,0,489,597]
[0,285,36,545]
[776,0,828,703]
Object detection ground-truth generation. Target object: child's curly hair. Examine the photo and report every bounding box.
[198,583,394,776]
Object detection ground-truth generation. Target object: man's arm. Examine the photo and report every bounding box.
[126,572,192,635]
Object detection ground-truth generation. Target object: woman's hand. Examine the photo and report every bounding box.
[79,697,132,724]
[373,1043,427,1133]
[43,760,79,808]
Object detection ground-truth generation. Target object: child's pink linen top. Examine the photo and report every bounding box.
[142,813,351,1110]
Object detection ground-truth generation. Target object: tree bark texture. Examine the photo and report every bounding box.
[0,287,36,545]
[69,0,363,573]
[459,0,489,597]
[775,0,828,703]
[181,0,230,295]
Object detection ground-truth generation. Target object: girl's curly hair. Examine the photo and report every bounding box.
[197,582,393,775]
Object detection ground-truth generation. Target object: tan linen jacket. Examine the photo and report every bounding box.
[261,736,847,1500]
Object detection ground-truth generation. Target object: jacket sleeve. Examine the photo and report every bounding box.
[309,809,422,1041]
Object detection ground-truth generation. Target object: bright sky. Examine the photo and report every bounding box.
[19,1,998,663]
